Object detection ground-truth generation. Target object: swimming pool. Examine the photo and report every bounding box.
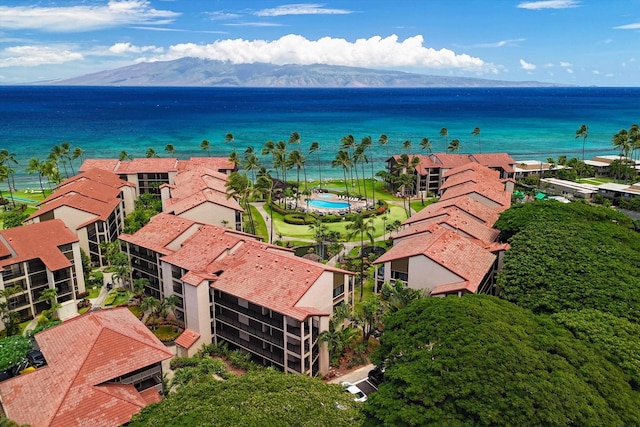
[308,199,350,209]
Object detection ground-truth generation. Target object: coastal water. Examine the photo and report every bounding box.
[1,86,638,188]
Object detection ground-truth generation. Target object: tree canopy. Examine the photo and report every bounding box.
[128,368,364,426]
[366,295,640,426]
[495,201,640,321]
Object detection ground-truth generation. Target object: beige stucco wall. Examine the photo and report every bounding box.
[178,203,238,229]
[295,271,339,314]
[408,255,463,291]
[467,193,501,210]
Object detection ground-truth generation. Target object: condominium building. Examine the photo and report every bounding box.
[386,152,515,197]
[120,213,353,376]
[375,162,511,297]
[0,308,173,427]
[26,168,136,267]
[0,220,85,323]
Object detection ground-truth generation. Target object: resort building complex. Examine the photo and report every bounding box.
[375,161,512,296]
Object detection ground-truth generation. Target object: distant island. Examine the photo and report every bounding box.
[46,58,568,88]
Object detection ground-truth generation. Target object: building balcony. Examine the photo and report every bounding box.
[216,312,284,348]
[215,298,284,329]
[216,327,285,366]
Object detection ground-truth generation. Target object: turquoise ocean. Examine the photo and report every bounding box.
[1,86,639,188]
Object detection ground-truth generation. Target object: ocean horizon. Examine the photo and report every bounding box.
[1,86,638,188]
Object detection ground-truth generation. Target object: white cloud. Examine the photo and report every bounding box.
[560,61,572,67]
[519,59,536,70]
[565,68,574,74]
[0,46,83,67]
[517,1,580,10]
[0,1,179,33]
[156,34,493,72]
[255,4,353,17]
[109,42,163,54]
[614,23,640,30]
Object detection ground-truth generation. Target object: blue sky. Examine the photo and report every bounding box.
[1,0,639,86]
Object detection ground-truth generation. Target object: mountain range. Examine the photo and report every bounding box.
[49,58,566,88]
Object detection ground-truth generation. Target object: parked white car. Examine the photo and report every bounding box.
[341,381,367,402]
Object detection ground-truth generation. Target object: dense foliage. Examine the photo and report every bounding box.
[366,295,640,426]
[128,368,364,426]
[495,201,640,321]
[0,335,31,371]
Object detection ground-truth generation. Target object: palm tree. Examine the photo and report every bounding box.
[228,151,241,170]
[133,277,149,299]
[309,141,322,190]
[352,145,364,196]
[38,288,60,320]
[447,139,462,153]
[471,127,481,153]
[145,147,159,158]
[288,149,306,204]
[60,142,76,175]
[0,285,23,336]
[354,144,368,201]
[612,128,632,183]
[25,157,47,196]
[164,144,176,157]
[360,136,375,202]
[225,133,235,151]
[0,166,16,208]
[340,134,356,187]
[0,150,18,206]
[256,171,275,243]
[262,140,278,178]
[630,124,640,161]
[288,131,301,145]
[402,140,412,155]
[439,127,449,149]
[396,173,415,218]
[226,171,254,234]
[332,150,352,212]
[243,148,261,184]
[72,147,84,167]
[141,296,161,329]
[50,144,69,178]
[575,124,589,162]
[160,295,179,320]
[119,150,132,161]
[378,134,389,159]
[346,215,375,302]
[308,218,329,260]
[419,137,432,155]
[200,139,211,156]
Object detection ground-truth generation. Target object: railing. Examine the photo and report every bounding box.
[215,298,283,329]
[216,328,285,365]
[216,313,285,347]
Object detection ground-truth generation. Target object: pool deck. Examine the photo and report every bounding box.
[287,191,374,216]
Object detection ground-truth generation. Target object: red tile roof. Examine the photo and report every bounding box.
[119,213,199,256]
[207,240,349,320]
[0,308,173,427]
[40,178,122,205]
[469,153,516,173]
[0,220,78,271]
[439,180,511,210]
[164,166,242,214]
[374,224,496,295]
[177,157,236,172]
[404,195,500,227]
[396,207,500,244]
[175,329,200,349]
[56,168,135,191]
[388,152,515,175]
[79,158,179,174]
[27,193,121,227]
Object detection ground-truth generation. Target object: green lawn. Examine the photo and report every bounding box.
[271,204,406,242]
[577,177,615,185]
